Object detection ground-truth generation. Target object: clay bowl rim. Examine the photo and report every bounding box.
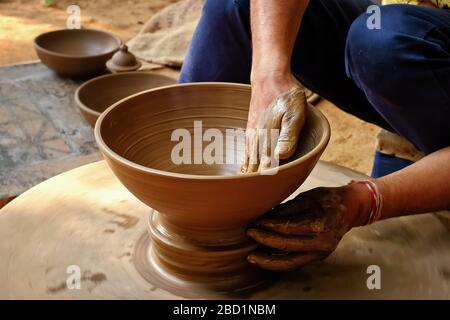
[33,28,121,59]
[74,71,177,119]
[94,82,331,180]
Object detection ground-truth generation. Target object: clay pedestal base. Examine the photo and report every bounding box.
[134,210,268,298]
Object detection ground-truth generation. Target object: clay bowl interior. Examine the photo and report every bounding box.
[34,29,121,77]
[75,72,176,127]
[95,83,330,244]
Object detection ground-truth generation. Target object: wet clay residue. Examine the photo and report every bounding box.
[46,271,107,294]
[102,207,139,229]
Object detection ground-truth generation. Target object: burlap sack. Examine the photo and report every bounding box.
[127,0,204,68]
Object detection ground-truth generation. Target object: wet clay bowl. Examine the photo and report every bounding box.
[75,72,176,127]
[95,83,330,293]
[34,29,121,77]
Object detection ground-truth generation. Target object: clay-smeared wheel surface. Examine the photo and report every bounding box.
[75,72,176,127]
[0,161,449,299]
[34,29,121,77]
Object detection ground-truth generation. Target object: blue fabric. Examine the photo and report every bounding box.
[179,0,450,172]
[371,151,414,178]
[345,4,450,154]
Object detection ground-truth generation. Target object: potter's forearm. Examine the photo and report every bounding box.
[376,147,450,219]
[250,0,308,82]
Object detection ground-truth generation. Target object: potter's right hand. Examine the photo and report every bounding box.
[246,183,373,271]
[240,75,307,173]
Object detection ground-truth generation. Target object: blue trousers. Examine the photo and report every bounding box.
[179,0,450,171]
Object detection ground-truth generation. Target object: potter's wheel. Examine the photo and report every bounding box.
[0,161,449,299]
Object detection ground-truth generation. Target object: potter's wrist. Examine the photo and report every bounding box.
[342,183,373,228]
[250,70,300,94]
[250,60,293,86]
[251,69,290,83]
[373,178,396,220]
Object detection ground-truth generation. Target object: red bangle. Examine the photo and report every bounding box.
[348,180,383,225]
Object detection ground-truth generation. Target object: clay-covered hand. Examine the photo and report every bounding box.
[240,84,307,173]
[247,186,370,271]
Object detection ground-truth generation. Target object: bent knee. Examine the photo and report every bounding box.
[345,5,420,95]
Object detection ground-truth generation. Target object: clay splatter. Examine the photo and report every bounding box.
[303,285,312,292]
[439,267,450,280]
[102,207,139,229]
[47,281,67,294]
[86,272,107,284]
[118,252,132,259]
[46,271,107,294]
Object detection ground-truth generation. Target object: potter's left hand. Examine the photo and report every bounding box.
[240,80,307,173]
[247,183,373,271]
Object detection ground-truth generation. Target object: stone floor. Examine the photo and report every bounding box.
[0,61,180,208]
[0,62,101,206]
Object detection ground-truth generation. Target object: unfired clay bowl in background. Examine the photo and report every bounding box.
[74,72,176,127]
[95,82,330,294]
[34,29,121,77]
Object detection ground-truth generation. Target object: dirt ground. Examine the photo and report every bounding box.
[0,0,378,175]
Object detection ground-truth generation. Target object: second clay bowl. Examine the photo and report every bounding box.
[75,72,176,127]
[95,83,330,294]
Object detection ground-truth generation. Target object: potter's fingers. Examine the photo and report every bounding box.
[247,228,335,252]
[258,123,279,173]
[248,163,259,173]
[258,154,273,172]
[240,153,249,174]
[256,214,330,235]
[240,131,251,173]
[247,131,259,173]
[274,89,307,160]
[247,251,326,272]
[257,126,271,173]
[275,111,305,160]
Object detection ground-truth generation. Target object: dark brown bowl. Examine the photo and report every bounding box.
[75,72,176,127]
[34,29,121,77]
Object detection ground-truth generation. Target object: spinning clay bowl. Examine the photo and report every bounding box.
[75,72,176,127]
[95,83,330,294]
[34,29,121,77]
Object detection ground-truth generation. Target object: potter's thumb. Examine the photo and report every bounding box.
[275,121,300,160]
[275,140,296,159]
